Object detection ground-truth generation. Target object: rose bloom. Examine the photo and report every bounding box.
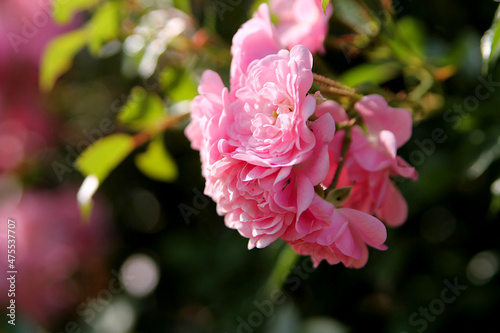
[0,187,113,328]
[320,95,418,226]
[270,0,333,53]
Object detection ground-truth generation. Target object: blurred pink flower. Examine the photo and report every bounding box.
[0,187,113,327]
[0,0,78,173]
[270,0,333,54]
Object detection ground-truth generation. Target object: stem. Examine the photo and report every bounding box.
[329,125,352,190]
[313,73,356,92]
[263,243,299,296]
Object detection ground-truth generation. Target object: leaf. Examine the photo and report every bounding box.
[75,134,135,182]
[481,4,500,74]
[339,62,400,86]
[395,16,426,57]
[161,68,198,102]
[118,87,167,131]
[135,135,178,182]
[40,29,88,92]
[172,0,192,14]
[53,0,99,24]
[87,1,121,55]
[322,0,330,12]
[325,186,353,208]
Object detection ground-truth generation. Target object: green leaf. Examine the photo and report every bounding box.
[53,0,99,24]
[322,0,330,12]
[75,134,135,182]
[40,29,88,92]
[332,0,378,36]
[325,186,353,208]
[161,68,198,102]
[118,87,166,131]
[339,62,400,87]
[481,4,500,74]
[87,2,121,55]
[172,0,192,14]
[395,16,426,57]
[135,135,178,182]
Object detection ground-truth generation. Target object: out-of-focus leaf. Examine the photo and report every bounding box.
[466,136,500,181]
[481,4,500,74]
[87,1,121,55]
[332,0,379,36]
[301,318,350,333]
[52,0,99,24]
[173,0,192,14]
[339,62,400,86]
[322,0,331,12]
[135,135,178,182]
[161,68,198,102]
[396,16,425,57]
[40,29,87,92]
[118,87,167,131]
[75,134,135,182]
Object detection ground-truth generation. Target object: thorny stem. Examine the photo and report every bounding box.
[313,73,363,100]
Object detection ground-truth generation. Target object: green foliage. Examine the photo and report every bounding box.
[87,1,121,55]
[75,133,135,182]
[339,62,400,86]
[118,87,167,131]
[322,0,331,12]
[135,135,178,182]
[40,29,88,92]
[481,4,500,73]
[161,68,198,102]
[52,0,99,24]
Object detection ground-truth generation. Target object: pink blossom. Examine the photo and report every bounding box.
[223,45,317,167]
[289,207,387,268]
[230,4,281,91]
[321,95,418,226]
[270,0,333,54]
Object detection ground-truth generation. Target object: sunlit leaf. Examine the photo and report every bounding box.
[481,4,500,74]
[135,135,178,182]
[118,87,167,131]
[339,62,400,87]
[53,0,99,24]
[87,1,121,55]
[322,0,330,12]
[40,29,88,92]
[75,134,135,182]
[161,68,198,102]
[172,0,192,14]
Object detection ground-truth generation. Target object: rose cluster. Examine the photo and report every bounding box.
[186,1,417,268]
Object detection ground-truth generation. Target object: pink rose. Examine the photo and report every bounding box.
[230,4,281,92]
[289,207,387,268]
[270,0,333,54]
[321,95,418,226]
[223,45,317,167]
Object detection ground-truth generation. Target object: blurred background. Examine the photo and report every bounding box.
[1,0,500,332]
